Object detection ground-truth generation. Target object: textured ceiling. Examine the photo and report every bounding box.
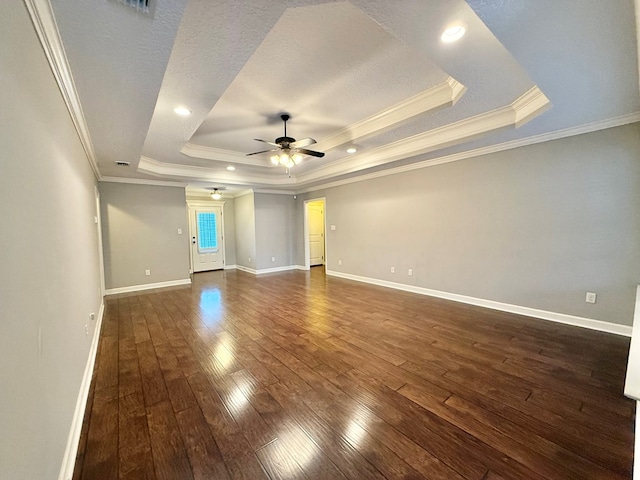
[47,0,640,195]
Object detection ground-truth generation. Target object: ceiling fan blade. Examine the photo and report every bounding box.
[254,138,279,147]
[297,148,325,158]
[291,137,316,148]
[246,149,278,156]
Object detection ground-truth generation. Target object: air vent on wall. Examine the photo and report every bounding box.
[115,161,130,166]
[113,0,156,17]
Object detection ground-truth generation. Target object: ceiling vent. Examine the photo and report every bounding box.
[115,161,130,166]
[113,0,156,17]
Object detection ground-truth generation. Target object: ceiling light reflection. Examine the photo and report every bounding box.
[441,25,466,43]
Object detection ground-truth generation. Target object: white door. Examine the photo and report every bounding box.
[308,202,325,266]
[190,207,223,272]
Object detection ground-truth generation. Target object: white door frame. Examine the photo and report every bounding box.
[187,200,226,273]
[303,197,327,270]
[94,186,105,297]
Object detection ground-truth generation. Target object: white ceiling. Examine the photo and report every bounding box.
[47,0,640,196]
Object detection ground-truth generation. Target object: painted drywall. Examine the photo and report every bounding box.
[234,192,257,269]
[254,193,296,270]
[295,123,640,326]
[0,2,103,478]
[100,183,190,289]
[222,197,237,266]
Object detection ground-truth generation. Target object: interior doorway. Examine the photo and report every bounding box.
[304,198,326,269]
[189,206,224,272]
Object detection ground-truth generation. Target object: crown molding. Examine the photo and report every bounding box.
[294,86,550,185]
[295,111,640,194]
[137,156,298,185]
[24,0,101,180]
[136,86,550,188]
[180,143,276,167]
[100,176,188,187]
[314,76,467,151]
[253,189,296,195]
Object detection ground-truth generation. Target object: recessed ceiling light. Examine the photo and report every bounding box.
[226,165,236,171]
[346,147,357,154]
[441,25,466,43]
[173,107,191,116]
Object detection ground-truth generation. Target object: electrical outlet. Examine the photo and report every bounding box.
[390,266,395,273]
[145,269,150,276]
[586,292,597,304]
[177,228,182,234]
[272,256,276,262]
[338,259,342,266]
[408,268,413,276]
[89,312,95,321]
[85,324,89,336]
[248,257,251,263]
[330,225,336,231]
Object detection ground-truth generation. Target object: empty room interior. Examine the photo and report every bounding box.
[3,0,640,479]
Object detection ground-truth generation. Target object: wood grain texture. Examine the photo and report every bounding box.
[74,268,634,479]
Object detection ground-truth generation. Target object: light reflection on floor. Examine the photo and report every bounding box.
[199,288,223,326]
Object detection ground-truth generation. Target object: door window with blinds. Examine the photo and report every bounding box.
[196,211,219,252]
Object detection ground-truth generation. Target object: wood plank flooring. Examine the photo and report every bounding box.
[74,268,635,479]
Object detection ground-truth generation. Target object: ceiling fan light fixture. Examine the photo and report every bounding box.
[293,153,303,165]
[441,24,466,43]
[211,188,222,200]
[226,165,236,171]
[270,155,280,165]
[346,147,357,154]
[279,151,290,165]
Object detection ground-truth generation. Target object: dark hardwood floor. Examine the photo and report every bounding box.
[74,268,635,479]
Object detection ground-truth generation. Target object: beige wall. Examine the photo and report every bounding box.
[255,193,296,269]
[0,2,103,477]
[234,192,257,269]
[100,183,190,289]
[296,123,640,326]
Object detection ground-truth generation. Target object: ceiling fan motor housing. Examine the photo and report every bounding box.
[275,136,296,147]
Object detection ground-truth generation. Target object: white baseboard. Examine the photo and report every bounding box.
[104,278,191,295]
[58,300,104,480]
[224,264,237,270]
[235,265,256,274]
[235,265,307,275]
[326,270,632,337]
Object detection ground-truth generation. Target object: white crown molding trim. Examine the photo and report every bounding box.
[326,270,632,337]
[181,143,278,167]
[253,189,297,195]
[314,77,467,151]
[57,300,104,480]
[100,176,188,187]
[295,110,640,194]
[24,0,101,181]
[105,278,191,295]
[137,156,298,185]
[295,86,551,185]
[136,87,548,188]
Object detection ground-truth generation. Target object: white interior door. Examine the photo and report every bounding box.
[190,207,223,272]
[308,202,325,266]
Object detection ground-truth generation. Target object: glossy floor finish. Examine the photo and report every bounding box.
[74,269,635,479]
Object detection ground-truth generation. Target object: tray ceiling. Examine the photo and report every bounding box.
[43,0,640,195]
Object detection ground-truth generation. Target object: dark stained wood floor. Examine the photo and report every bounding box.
[74,268,635,479]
